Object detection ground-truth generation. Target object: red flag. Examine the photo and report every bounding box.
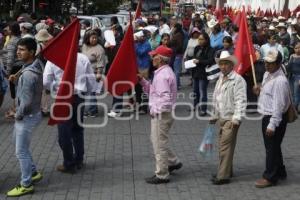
[106,21,138,97]
[135,0,142,19]
[234,9,257,75]
[42,18,80,125]
[233,10,241,25]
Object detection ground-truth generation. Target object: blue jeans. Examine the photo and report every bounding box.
[57,95,84,169]
[173,56,182,88]
[14,112,42,187]
[290,75,300,108]
[193,79,208,112]
[85,92,98,115]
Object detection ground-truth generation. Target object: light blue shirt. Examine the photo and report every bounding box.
[258,68,290,131]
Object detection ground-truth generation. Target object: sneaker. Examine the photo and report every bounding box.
[32,171,43,184]
[168,162,183,173]
[107,111,121,118]
[145,175,169,184]
[138,109,147,115]
[6,184,34,197]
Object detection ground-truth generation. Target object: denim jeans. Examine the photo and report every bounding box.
[57,95,84,169]
[193,78,209,112]
[173,56,182,88]
[13,112,42,187]
[85,92,98,115]
[290,75,300,108]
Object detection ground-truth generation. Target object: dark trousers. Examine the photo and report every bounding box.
[57,95,84,169]
[135,83,148,112]
[262,115,287,183]
[112,96,123,112]
[193,78,208,112]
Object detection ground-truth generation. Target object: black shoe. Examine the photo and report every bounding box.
[168,162,183,173]
[145,175,170,184]
[211,173,233,181]
[211,177,230,185]
[56,165,76,174]
[76,162,85,170]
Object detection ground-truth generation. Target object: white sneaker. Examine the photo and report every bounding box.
[107,111,121,118]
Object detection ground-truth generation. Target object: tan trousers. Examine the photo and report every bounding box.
[151,112,179,179]
[217,119,240,179]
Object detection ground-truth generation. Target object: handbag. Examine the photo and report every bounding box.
[287,88,298,123]
[205,64,221,80]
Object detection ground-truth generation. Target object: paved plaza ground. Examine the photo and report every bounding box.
[0,79,299,200]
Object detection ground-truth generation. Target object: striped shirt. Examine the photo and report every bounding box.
[258,68,290,131]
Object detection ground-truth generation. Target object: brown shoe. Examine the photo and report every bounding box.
[56,165,76,174]
[255,178,274,188]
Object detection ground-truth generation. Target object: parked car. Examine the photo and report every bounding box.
[94,14,129,31]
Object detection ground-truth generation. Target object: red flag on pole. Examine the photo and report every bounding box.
[135,0,142,19]
[42,18,80,125]
[106,20,138,97]
[234,9,257,75]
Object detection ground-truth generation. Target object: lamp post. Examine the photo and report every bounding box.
[33,0,35,13]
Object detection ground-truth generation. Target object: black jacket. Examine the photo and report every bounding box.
[192,45,215,79]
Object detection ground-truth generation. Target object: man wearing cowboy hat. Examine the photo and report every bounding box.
[277,22,290,46]
[138,45,182,184]
[210,50,247,185]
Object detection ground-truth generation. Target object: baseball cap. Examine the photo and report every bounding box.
[149,45,173,57]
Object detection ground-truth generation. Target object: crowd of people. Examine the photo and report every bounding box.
[0,8,300,197]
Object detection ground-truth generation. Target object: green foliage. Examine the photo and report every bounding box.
[91,0,123,14]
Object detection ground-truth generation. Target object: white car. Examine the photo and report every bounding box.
[94,14,129,31]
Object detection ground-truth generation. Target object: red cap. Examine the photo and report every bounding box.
[149,45,173,57]
[46,18,55,25]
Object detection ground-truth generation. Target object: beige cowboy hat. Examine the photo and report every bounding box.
[35,29,53,42]
[276,22,286,28]
[215,51,238,66]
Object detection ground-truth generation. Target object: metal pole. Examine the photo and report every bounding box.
[32,0,35,13]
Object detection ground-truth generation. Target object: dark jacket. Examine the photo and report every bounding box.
[192,45,215,80]
[170,32,184,55]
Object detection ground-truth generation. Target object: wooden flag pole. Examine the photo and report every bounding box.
[249,54,257,87]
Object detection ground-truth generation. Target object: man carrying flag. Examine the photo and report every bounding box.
[42,19,99,173]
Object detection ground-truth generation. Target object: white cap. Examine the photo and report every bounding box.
[207,18,218,28]
[269,25,276,30]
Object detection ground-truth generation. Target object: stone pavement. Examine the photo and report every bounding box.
[0,79,300,200]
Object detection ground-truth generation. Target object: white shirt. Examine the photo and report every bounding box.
[43,53,99,94]
[159,24,170,35]
[258,68,290,131]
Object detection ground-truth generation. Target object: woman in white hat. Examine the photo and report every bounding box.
[207,19,224,50]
